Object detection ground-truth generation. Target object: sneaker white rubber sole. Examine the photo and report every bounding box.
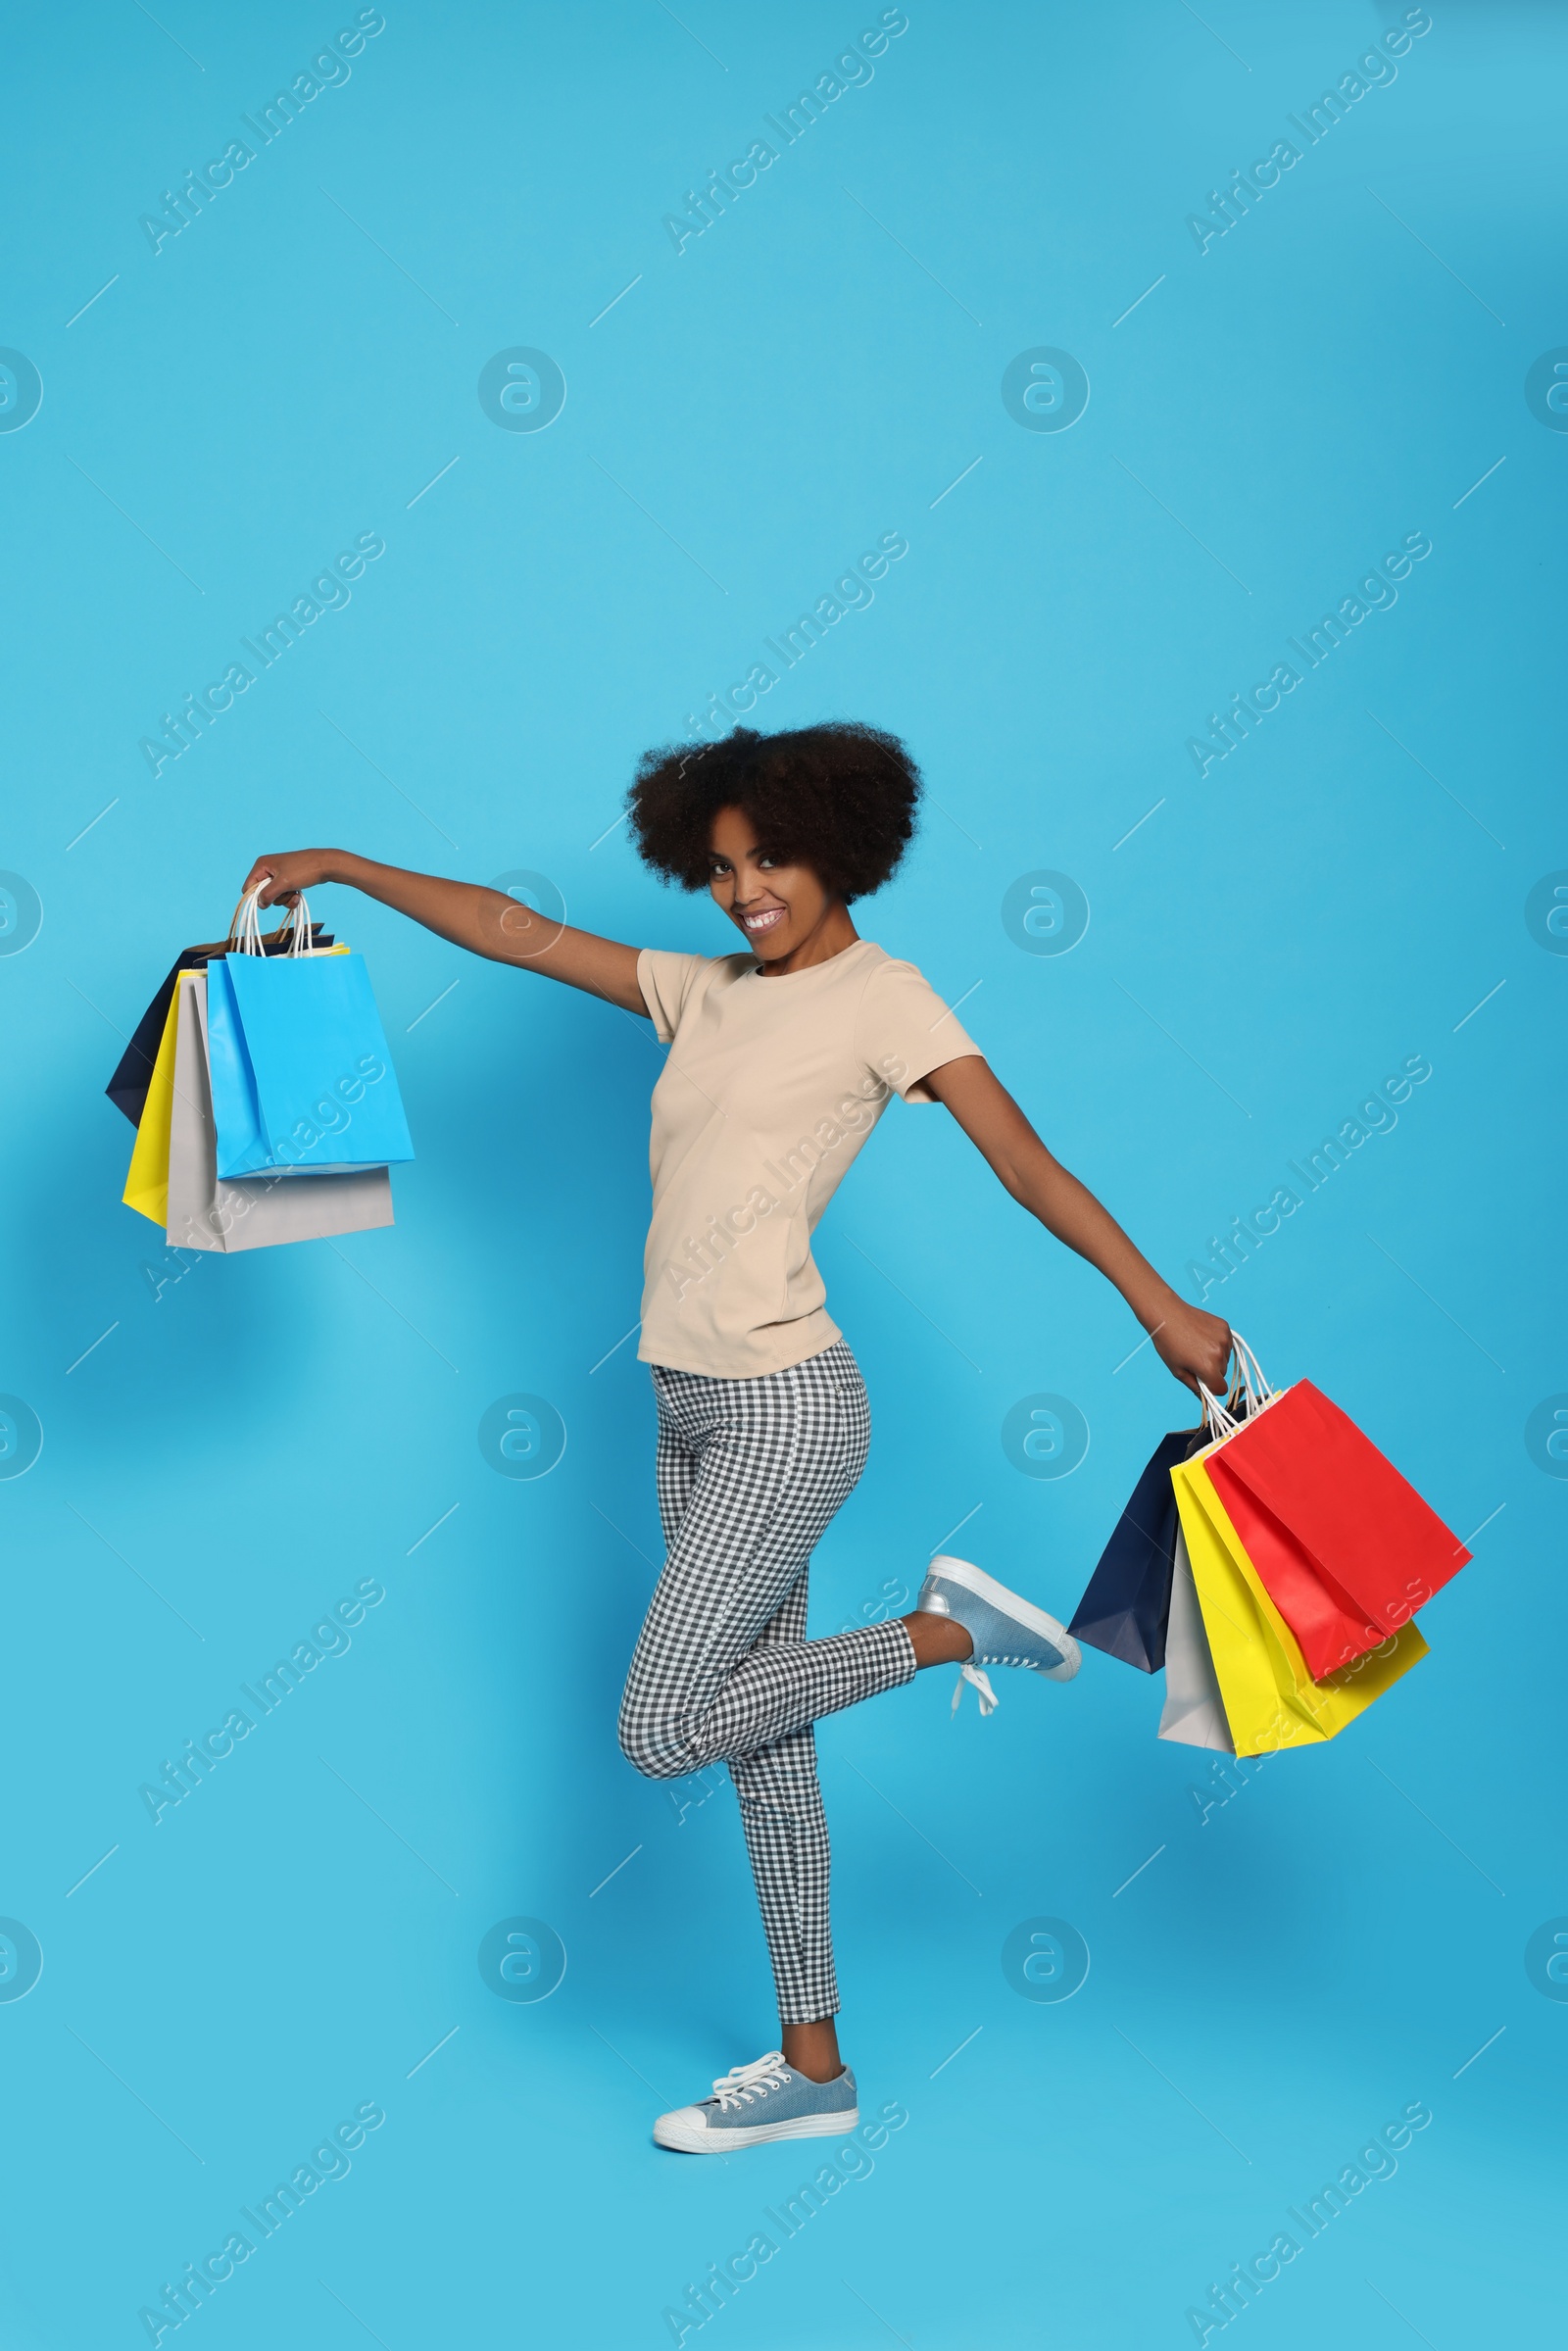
[654,2103,860,2153]
[926,1555,1081,1681]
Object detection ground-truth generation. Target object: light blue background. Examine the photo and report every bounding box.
[2,3,1562,2345]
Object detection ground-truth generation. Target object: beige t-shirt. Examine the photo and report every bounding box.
[635,939,982,1378]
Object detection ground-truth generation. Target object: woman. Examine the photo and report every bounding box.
[245,720,1229,2154]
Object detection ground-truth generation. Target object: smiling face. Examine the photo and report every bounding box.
[707,805,858,973]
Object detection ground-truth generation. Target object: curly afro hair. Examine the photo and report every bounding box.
[626,722,920,903]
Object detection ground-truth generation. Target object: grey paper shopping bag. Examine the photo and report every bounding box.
[1157,1525,1235,1752]
[166,973,395,1252]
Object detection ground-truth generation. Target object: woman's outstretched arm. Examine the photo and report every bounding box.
[921,1053,1231,1395]
[241,848,649,1014]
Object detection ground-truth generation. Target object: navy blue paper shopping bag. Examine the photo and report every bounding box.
[1069,1427,1207,1673]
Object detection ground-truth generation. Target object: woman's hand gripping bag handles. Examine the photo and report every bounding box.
[206,887,414,1180]
[1197,1337,1469,1677]
[1170,1344,1428,1758]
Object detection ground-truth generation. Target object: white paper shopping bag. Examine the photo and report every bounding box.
[166,973,395,1252]
[1157,1524,1235,1752]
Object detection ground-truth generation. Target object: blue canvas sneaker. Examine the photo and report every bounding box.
[917,1554,1081,1713]
[653,2051,858,2153]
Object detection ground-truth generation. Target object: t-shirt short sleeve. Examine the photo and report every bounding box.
[637,948,710,1044]
[856,956,984,1103]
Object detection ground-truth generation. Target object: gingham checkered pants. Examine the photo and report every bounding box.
[617,1341,915,2024]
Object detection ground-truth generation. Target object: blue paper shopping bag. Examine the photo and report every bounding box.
[211,951,414,1177]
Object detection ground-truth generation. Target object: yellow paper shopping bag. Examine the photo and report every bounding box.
[1171,1448,1427,1756]
[122,982,183,1226]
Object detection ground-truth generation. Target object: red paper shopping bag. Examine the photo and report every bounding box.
[1203,1382,1469,1677]
[1202,1452,1389,1677]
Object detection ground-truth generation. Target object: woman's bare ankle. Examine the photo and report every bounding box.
[901,1608,973,1669]
[781,2018,842,2082]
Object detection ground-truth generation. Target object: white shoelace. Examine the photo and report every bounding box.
[952,1661,1000,1716]
[710,2051,791,2111]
